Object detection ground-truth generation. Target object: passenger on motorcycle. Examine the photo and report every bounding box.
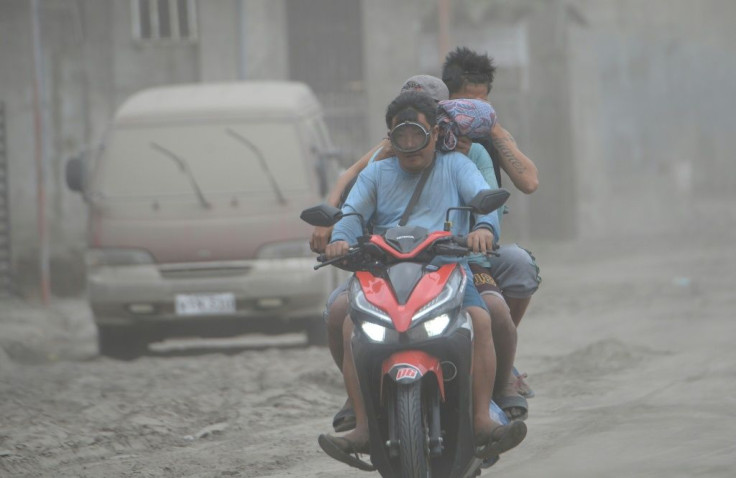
[317,91,527,466]
[443,47,541,341]
[437,97,529,421]
[317,74,531,431]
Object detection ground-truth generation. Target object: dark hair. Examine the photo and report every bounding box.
[385,91,438,128]
[441,46,496,95]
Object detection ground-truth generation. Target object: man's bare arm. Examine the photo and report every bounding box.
[491,122,539,194]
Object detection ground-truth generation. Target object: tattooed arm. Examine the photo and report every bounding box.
[490,122,539,194]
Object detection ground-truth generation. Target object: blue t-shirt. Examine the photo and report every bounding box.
[332,151,499,248]
[466,143,503,229]
[464,143,504,268]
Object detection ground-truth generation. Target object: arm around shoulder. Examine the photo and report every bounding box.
[312,140,386,253]
[325,139,387,207]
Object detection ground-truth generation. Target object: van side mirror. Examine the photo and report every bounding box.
[320,148,351,169]
[65,155,86,193]
[319,148,345,162]
[300,204,343,227]
[468,188,510,214]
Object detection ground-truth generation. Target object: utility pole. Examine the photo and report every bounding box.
[30,0,51,304]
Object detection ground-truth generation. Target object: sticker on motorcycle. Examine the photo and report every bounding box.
[394,366,420,381]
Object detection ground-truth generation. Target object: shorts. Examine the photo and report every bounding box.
[323,263,488,321]
[469,262,504,300]
[460,263,487,311]
[486,244,541,299]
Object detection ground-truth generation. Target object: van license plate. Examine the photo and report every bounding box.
[175,293,236,316]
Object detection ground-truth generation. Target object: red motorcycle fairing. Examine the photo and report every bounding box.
[369,230,452,259]
[381,350,446,401]
[355,263,458,333]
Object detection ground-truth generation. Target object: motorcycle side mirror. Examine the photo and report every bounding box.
[65,154,86,193]
[468,188,510,214]
[300,204,343,227]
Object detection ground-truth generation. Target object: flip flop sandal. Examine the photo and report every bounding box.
[332,405,356,432]
[474,421,527,460]
[494,394,529,422]
[318,434,375,471]
[512,366,535,399]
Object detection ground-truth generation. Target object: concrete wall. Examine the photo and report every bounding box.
[197,0,290,81]
[241,0,289,80]
[525,1,577,241]
[3,0,736,297]
[568,0,736,238]
[361,0,426,144]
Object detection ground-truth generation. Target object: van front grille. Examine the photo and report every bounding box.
[159,263,253,279]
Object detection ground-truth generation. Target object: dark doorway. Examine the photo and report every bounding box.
[286,0,369,160]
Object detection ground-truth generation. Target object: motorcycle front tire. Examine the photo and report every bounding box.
[396,381,430,478]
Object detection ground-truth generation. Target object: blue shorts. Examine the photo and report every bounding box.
[461,263,488,311]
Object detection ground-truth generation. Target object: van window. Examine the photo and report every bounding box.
[91,120,310,200]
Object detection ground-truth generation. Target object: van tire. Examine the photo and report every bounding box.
[97,325,149,360]
[305,317,327,347]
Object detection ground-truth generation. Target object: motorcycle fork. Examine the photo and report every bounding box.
[427,384,443,457]
[386,388,399,458]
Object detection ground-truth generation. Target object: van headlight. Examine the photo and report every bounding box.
[85,248,154,267]
[257,240,313,259]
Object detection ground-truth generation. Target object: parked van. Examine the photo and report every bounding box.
[67,82,341,358]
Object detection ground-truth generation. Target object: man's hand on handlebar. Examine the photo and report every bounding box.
[325,240,350,260]
[310,226,333,253]
[466,228,495,254]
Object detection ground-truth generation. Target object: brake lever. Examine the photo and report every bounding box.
[313,248,359,270]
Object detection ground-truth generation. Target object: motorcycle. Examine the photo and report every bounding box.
[301,189,515,477]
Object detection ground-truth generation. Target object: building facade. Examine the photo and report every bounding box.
[2,0,734,297]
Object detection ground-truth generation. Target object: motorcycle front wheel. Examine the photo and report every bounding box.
[396,381,431,477]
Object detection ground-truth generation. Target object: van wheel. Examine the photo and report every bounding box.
[305,317,327,347]
[97,325,149,360]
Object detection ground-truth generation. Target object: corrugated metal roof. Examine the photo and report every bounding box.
[115,82,322,124]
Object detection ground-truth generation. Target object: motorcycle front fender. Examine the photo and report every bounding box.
[380,349,445,402]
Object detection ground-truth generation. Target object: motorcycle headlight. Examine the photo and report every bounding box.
[407,313,453,342]
[85,248,154,267]
[361,321,387,342]
[256,240,313,259]
[349,277,393,324]
[423,313,450,337]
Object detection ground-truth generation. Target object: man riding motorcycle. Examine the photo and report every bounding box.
[317,91,527,470]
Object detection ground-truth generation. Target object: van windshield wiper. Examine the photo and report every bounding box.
[149,142,212,208]
[225,128,286,205]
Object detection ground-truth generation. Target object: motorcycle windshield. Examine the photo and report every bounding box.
[386,262,425,304]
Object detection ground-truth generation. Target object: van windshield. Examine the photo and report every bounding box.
[90,120,310,200]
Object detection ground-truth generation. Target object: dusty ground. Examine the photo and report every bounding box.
[1,195,735,478]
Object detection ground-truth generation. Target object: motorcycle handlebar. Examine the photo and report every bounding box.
[313,247,359,270]
[313,234,498,270]
[453,236,468,248]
